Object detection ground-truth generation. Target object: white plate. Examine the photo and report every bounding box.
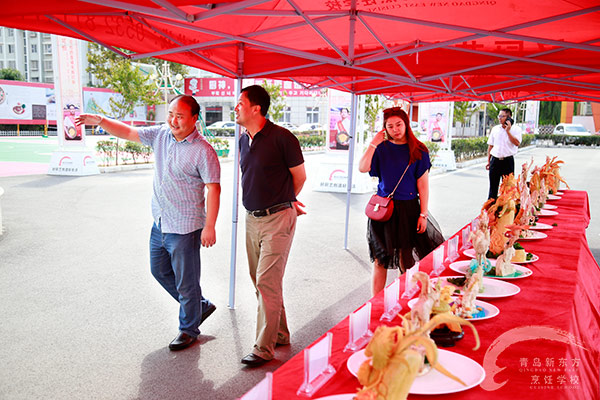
[539,209,558,216]
[347,349,485,395]
[547,194,561,201]
[450,260,533,279]
[314,395,355,400]
[542,204,557,210]
[407,297,499,321]
[463,248,539,264]
[432,275,521,298]
[530,222,553,230]
[519,231,548,240]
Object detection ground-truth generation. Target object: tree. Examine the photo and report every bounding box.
[539,101,561,125]
[364,95,385,134]
[0,68,25,81]
[261,80,287,122]
[87,43,162,164]
[453,101,478,136]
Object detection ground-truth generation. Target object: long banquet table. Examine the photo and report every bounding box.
[261,190,600,400]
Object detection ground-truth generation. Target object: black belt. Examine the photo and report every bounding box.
[247,202,293,217]
[492,155,514,161]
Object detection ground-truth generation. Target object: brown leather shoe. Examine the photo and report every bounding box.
[241,353,270,367]
[168,332,197,351]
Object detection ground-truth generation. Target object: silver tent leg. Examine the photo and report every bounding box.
[343,93,359,249]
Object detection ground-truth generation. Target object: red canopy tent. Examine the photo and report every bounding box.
[1,0,599,102]
[2,0,598,306]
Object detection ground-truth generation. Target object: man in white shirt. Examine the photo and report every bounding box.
[486,108,522,199]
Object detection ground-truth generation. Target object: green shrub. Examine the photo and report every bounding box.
[296,133,325,149]
[423,141,440,160]
[451,137,489,161]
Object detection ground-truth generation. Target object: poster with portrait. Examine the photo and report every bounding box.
[328,89,352,151]
[418,102,452,150]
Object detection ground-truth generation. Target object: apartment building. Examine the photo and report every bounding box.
[0,27,95,86]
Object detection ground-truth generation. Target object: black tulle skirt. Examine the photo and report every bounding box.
[367,197,444,272]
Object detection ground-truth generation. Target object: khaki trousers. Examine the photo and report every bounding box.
[245,207,297,360]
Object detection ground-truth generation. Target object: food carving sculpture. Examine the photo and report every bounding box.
[516,160,536,228]
[483,174,519,256]
[354,314,480,400]
[468,211,492,276]
[495,224,528,276]
[407,272,438,332]
[540,156,569,194]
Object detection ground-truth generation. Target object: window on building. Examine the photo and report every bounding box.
[306,106,319,123]
[8,60,16,69]
[43,33,51,39]
[8,44,14,54]
[45,76,54,83]
[205,106,223,126]
[44,44,52,54]
[31,60,39,71]
[0,61,4,69]
[7,29,14,37]
[29,32,37,38]
[283,107,291,123]
[31,44,38,53]
[44,60,52,70]
[0,45,2,54]
[31,77,39,82]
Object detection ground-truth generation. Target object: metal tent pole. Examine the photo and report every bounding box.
[343,92,359,249]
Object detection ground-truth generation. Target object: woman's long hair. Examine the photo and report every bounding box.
[383,107,428,164]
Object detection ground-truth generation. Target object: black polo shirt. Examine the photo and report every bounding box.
[239,120,304,211]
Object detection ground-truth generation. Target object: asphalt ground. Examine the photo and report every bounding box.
[0,144,598,400]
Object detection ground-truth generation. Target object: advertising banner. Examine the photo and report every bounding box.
[48,35,98,176]
[0,81,55,123]
[328,89,352,151]
[418,102,452,149]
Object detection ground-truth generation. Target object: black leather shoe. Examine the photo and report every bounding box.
[241,353,270,367]
[201,303,216,323]
[169,332,197,351]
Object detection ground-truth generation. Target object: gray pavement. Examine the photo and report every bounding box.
[0,146,598,400]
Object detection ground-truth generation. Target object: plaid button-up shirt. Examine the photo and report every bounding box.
[138,124,220,234]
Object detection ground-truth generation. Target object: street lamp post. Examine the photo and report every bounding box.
[150,61,183,123]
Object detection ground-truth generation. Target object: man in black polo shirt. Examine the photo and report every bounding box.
[235,85,306,367]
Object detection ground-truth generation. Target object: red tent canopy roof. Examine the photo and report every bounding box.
[1,0,599,102]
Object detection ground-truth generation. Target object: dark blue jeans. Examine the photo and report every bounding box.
[150,222,212,337]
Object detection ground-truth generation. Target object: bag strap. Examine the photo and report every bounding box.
[386,163,411,198]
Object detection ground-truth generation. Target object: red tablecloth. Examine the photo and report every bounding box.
[264,190,599,400]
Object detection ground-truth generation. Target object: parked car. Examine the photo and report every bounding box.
[207,121,236,129]
[553,123,591,136]
[278,122,298,131]
[294,123,325,132]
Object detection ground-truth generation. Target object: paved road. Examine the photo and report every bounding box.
[0,145,598,400]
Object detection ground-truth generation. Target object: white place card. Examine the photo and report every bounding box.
[380,278,402,321]
[461,226,472,250]
[344,302,373,352]
[241,372,272,400]
[430,245,445,276]
[401,262,420,299]
[445,236,459,262]
[471,217,479,233]
[297,333,336,397]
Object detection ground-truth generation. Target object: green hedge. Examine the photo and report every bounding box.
[535,134,600,146]
[296,133,325,149]
[451,134,536,161]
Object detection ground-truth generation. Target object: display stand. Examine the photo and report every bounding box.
[445,236,459,263]
[432,149,457,171]
[344,302,373,352]
[401,262,420,299]
[313,151,373,193]
[241,372,272,400]
[48,150,100,176]
[380,278,402,321]
[430,245,446,276]
[297,333,336,397]
[461,226,472,250]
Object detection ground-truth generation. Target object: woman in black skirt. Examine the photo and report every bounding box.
[359,107,444,295]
